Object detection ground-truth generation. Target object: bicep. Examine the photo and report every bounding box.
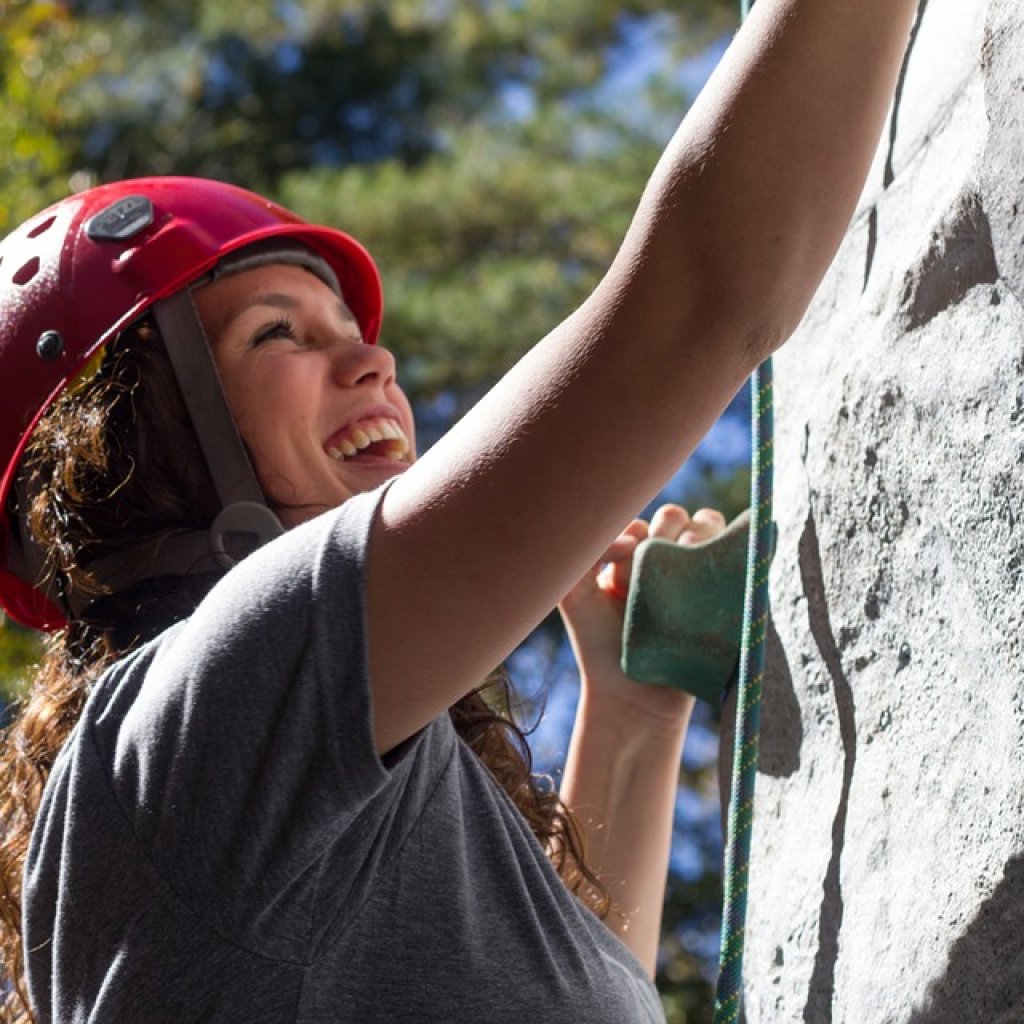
[365,296,753,754]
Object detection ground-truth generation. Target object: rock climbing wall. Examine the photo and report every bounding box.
[743,0,1024,1020]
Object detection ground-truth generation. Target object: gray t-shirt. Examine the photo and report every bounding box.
[25,488,665,1023]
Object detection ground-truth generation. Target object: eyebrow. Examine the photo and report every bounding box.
[212,291,359,338]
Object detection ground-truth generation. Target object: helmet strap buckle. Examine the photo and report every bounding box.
[210,501,285,569]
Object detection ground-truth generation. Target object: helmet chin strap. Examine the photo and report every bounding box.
[150,288,286,555]
[52,290,285,619]
[78,245,346,613]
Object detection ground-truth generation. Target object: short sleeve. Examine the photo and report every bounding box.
[88,486,443,958]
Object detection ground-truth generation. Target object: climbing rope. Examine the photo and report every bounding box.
[711,5,775,1020]
[712,359,773,1023]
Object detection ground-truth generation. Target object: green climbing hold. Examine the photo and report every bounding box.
[621,509,751,706]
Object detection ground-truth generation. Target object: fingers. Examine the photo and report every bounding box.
[683,507,726,545]
[594,518,647,563]
[615,517,650,551]
[649,504,690,540]
[648,504,727,545]
[592,505,729,601]
[596,519,648,599]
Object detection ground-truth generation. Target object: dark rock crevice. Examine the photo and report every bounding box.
[885,0,933,189]
[865,0,931,289]
[798,510,859,1024]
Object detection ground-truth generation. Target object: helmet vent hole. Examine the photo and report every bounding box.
[12,258,40,286]
[27,215,56,239]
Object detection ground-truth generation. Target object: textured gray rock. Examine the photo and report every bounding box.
[741,1,1024,1021]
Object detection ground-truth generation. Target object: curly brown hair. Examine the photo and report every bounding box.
[0,321,608,1024]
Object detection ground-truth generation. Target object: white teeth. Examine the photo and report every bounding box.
[326,417,411,462]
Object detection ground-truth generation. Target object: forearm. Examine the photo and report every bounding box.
[611,0,922,352]
[560,682,694,976]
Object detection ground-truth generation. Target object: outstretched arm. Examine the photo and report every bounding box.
[369,0,922,753]
[558,506,725,974]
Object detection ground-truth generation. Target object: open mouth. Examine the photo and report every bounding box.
[325,416,410,463]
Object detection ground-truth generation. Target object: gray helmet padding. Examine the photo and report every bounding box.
[211,240,342,297]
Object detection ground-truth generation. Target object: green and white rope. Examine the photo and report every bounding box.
[712,359,773,1023]
[712,5,775,1019]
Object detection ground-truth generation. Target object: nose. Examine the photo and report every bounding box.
[330,340,397,389]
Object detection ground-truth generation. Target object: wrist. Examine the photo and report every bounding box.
[575,673,694,748]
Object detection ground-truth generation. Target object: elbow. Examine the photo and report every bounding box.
[681,266,806,372]
[687,242,828,367]
[594,223,826,374]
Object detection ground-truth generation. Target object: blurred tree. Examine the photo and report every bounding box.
[2,0,736,399]
[53,1,734,187]
[0,0,96,226]
[0,619,39,716]
[0,0,90,707]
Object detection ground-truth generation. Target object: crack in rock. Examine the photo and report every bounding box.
[885,0,932,189]
[866,0,929,289]
[799,510,859,1024]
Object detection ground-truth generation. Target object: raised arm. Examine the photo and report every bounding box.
[367,0,921,752]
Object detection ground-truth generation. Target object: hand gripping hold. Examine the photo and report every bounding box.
[621,509,768,706]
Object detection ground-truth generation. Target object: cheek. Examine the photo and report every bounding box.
[216,359,261,432]
[222,367,307,470]
[224,357,303,433]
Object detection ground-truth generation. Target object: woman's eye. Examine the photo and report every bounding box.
[251,316,298,346]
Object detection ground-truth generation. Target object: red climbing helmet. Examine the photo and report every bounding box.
[0,176,384,630]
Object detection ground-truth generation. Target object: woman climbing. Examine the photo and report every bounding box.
[0,0,921,1021]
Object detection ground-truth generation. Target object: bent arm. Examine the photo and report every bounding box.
[368,0,921,752]
[556,506,720,971]
[560,685,693,975]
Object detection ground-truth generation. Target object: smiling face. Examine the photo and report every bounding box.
[194,262,416,528]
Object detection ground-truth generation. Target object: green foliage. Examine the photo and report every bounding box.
[1,0,736,397]
[658,865,721,1023]
[55,0,735,178]
[694,464,752,526]
[0,0,98,228]
[0,617,41,708]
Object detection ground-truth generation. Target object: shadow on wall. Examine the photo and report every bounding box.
[759,617,802,779]
[906,851,1024,1024]
[717,613,802,818]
